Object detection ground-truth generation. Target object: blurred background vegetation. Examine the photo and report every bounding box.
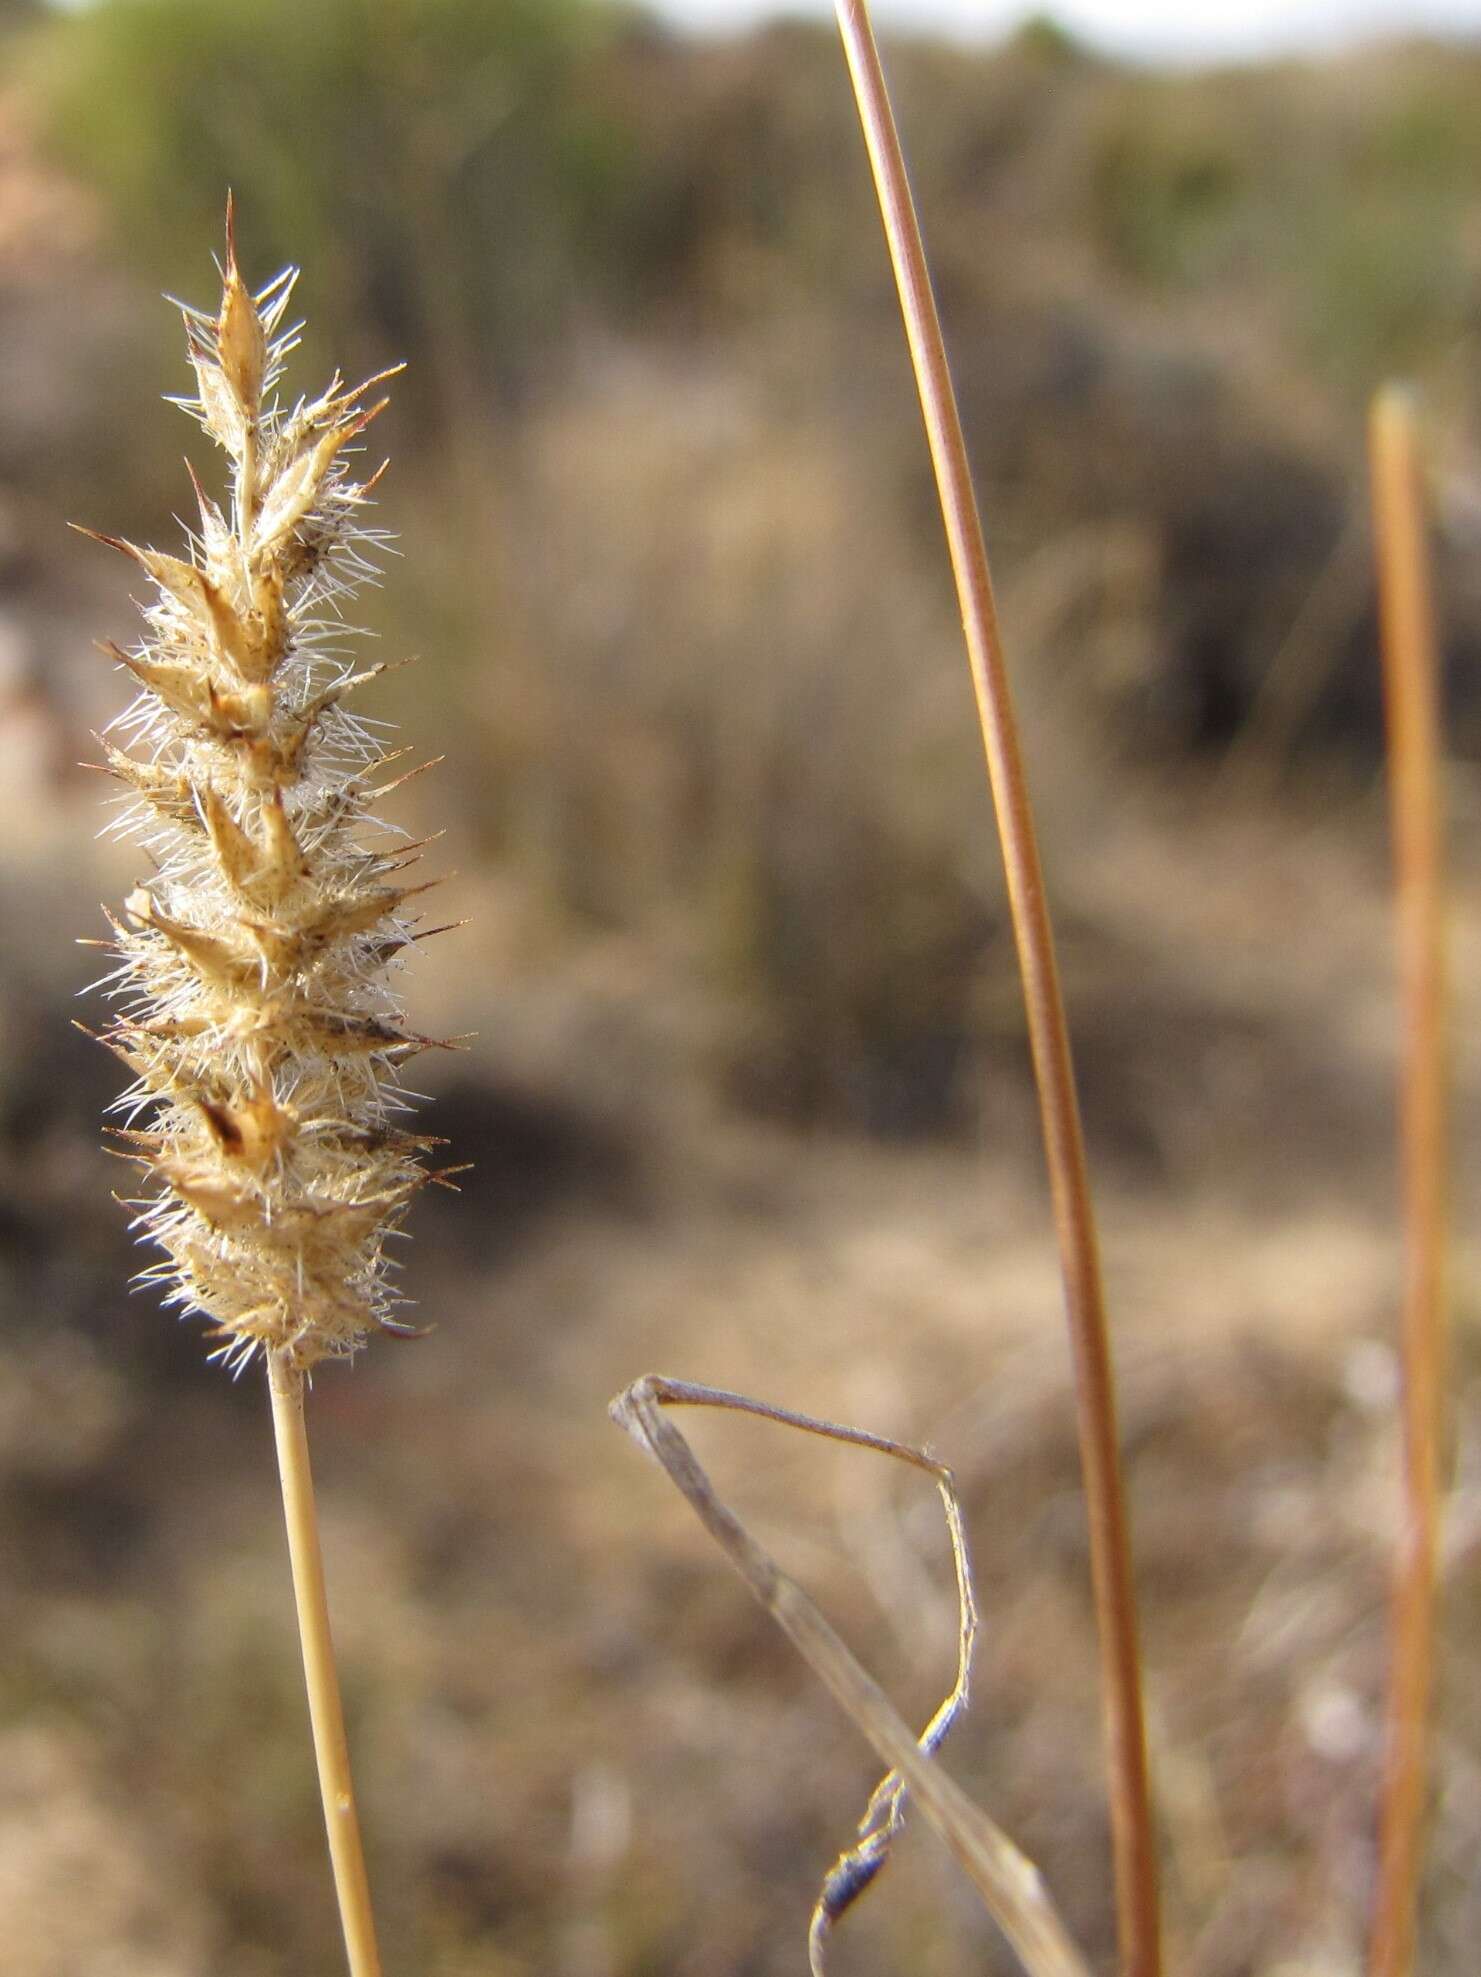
[3,0,1481,1971]
[15,0,1481,1127]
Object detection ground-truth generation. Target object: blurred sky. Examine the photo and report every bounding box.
[652,0,1481,62]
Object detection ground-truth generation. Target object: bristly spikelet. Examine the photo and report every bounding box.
[82,206,443,1373]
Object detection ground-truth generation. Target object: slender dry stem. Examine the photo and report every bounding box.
[831,5,1160,1969]
[268,1349,384,1977]
[1367,387,1451,1977]
[612,1375,1091,1977]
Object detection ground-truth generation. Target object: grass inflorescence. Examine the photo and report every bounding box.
[81,205,444,1375]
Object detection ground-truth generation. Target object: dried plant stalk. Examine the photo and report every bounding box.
[269,1351,383,1977]
[612,1375,1091,1977]
[831,6,1161,1970]
[79,205,448,1975]
[1368,387,1451,1977]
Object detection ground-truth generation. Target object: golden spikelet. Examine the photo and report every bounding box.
[83,207,441,1373]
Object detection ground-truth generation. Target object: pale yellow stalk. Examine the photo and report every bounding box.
[269,1350,383,1977]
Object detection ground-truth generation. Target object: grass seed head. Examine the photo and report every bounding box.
[84,214,434,1373]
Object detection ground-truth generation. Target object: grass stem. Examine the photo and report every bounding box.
[831,5,1161,1970]
[267,1349,384,1977]
[1367,386,1450,1977]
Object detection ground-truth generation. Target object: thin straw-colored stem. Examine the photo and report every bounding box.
[267,1350,384,1977]
[1368,387,1450,1977]
[831,7,1161,1972]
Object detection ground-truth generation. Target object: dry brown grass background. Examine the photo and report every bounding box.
[3,1,1481,1970]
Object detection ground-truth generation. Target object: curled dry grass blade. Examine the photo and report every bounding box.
[1367,387,1451,1977]
[611,1375,1091,1977]
[831,3,1160,1969]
